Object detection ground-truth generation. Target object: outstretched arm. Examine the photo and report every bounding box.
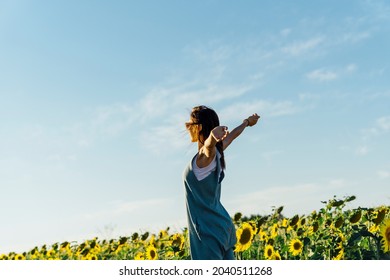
[197,125,229,168]
[222,113,260,150]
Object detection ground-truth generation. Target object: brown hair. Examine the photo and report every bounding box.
[188,105,226,169]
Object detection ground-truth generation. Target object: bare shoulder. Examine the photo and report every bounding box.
[196,146,216,168]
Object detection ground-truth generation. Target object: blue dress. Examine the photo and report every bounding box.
[183,153,236,260]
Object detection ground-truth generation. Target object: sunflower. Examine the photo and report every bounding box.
[159,229,169,240]
[289,238,303,256]
[373,207,387,225]
[134,252,145,260]
[337,232,346,243]
[146,245,158,260]
[234,212,242,222]
[369,224,380,234]
[258,230,267,242]
[90,243,101,255]
[46,249,57,259]
[332,243,344,260]
[272,250,281,260]
[264,244,274,260]
[14,254,25,260]
[289,215,299,227]
[149,234,157,246]
[349,209,362,224]
[248,220,258,234]
[86,254,98,260]
[60,242,72,255]
[298,217,306,227]
[333,248,344,260]
[380,218,390,253]
[270,224,278,239]
[334,216,344,228]
[235,222,255,252]
[171,233,185,250]
[307,224,316,235]
[165,250,174,259]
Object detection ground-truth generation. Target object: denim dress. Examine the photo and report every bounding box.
[183,153,237,260]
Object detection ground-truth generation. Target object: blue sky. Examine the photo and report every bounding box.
[1,0,389,253]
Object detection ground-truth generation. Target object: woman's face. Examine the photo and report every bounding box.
[186,121,200,142]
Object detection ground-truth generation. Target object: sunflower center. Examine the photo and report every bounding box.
[150,250,156,259]
[386,227,390,241]
[172,238,180,247]
[267,248,273,256]
[293,242,302,250]
[239,229,252,244]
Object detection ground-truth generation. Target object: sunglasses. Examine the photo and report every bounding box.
[185,122,200,129]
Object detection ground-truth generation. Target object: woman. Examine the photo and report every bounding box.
[183,105,260,260]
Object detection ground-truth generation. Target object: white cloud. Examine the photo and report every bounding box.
[341,31,370,43]
[280,28,292,36]
[306,63,357,82]
[306,69,338,81]
[361,115,390,140]
[91,103,137,136]
[140,121,188,155]
[184,41,234,63]
[169,84,252,108]
[356,146,369,156]
[219,100,299,122]
[282,36,324,56]
[362,0,390,22]
[346,63,357,72]
[377,170,390,179]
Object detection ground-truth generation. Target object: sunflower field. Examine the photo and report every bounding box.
[1,195,389,260]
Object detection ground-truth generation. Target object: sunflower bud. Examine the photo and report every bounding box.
[331,199,344,207]
[276,206,284,214]
[290,215,299,227]
[119,237,128,245]
[234,212,242,222]
[312,221,319,233]
[335,216,344,228]
[349,210,362,224]
[373,208,387,225]
[141,232,149,241]
[131,232,139,241]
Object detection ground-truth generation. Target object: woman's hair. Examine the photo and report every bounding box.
[189,105,226,169]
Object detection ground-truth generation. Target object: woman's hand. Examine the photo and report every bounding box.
[199,126,228,165]
[211,126,229,142]
[245,113,260,127]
